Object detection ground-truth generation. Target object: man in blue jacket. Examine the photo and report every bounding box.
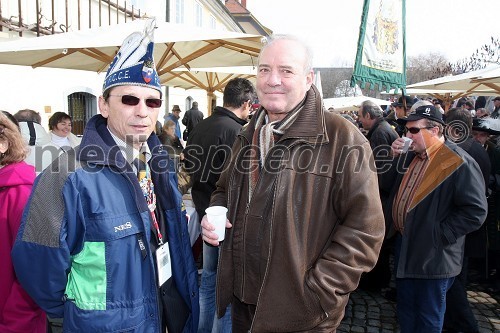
[12,19,199,333]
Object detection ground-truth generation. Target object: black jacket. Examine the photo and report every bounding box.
[182,106,204,135]
[366,118,399,233]
[385,140,487,278]
[458,137,491,257]
[183,106,246,215]
[159,133,184,156]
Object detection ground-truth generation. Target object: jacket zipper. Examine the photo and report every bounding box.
[248,139,308,332]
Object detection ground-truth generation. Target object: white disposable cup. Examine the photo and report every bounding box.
[401,137,413,153]
[205,206,228,241]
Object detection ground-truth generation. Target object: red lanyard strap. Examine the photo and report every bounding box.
[138,156,164,246]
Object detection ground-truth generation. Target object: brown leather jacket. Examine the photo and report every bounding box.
[211,86,385,332]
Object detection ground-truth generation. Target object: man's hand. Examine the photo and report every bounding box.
[201,215,232,246]
[391,137,407,157]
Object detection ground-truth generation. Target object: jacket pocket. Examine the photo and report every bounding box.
[84,212,144,242]
[66,211,152,311]
[63,211,158,332]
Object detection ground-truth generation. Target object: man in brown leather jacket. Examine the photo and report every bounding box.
[201,34,385,332]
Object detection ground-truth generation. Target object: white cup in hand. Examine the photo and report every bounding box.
[205,206,228,241]
[401,137,413,153]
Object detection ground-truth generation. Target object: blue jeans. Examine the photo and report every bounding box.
[395,235,455,332]
[198,243,232,333]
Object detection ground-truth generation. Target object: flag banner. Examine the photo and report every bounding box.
[350,0,406,93]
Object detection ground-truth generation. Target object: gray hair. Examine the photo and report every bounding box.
[476,108,490,116]
[259,34,314,74]
[360,100,383,119]
[14,109,42,124]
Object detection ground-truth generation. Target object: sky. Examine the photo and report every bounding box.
[246,0,499,68]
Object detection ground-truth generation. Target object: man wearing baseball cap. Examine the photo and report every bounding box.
[383,102,487,332]
[12,19,199,332]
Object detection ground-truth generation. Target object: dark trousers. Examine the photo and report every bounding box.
[232,296,256,332]
[443,257,479,332]
[359,237,393,290]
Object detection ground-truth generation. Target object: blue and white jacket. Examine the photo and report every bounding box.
[12,115,199,332]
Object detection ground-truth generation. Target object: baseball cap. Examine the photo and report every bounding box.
[404,105,445,125]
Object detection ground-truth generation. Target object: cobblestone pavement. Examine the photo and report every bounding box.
[49,267,499,333]
[338,278,500,333]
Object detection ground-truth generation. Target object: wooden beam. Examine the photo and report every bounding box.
[157,42,221,76]
[79,47,114,63]
[483,82,500,94]
[156,42,175,69]
[32,49,78,68]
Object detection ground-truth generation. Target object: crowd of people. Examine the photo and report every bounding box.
[1,19,499,333]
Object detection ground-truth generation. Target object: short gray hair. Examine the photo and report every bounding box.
[259,34,314,74]
[476,108,490,116]
[360,100,383,119]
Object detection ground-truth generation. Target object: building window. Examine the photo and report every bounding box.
[209,15,216,30]
[67,92,97,136]
[195,2,202,27]
[176,0,185,24]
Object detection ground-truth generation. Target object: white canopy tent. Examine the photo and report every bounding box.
[406,66,500,98]
[0,19,264,114]
[0,19,263,84]
[323,95,391,112]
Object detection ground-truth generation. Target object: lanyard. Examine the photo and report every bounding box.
[138,158,164,246]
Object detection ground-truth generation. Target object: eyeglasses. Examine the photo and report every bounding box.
[109,94,162,108]
[405,126,435,134]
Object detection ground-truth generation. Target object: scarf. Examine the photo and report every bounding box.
[248,99,305,200]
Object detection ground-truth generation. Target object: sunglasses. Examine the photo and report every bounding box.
[405,126,435,134]
[109,94,162,108]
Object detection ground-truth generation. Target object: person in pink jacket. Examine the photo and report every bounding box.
[0,111,46,333]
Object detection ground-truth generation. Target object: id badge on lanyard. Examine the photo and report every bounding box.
[156,244,172,287]
[139,159,172,287]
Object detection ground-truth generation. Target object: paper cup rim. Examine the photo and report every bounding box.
[205,206,228,215]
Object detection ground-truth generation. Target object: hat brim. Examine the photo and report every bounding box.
[403,114,445,125]
[472,126,500,135]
